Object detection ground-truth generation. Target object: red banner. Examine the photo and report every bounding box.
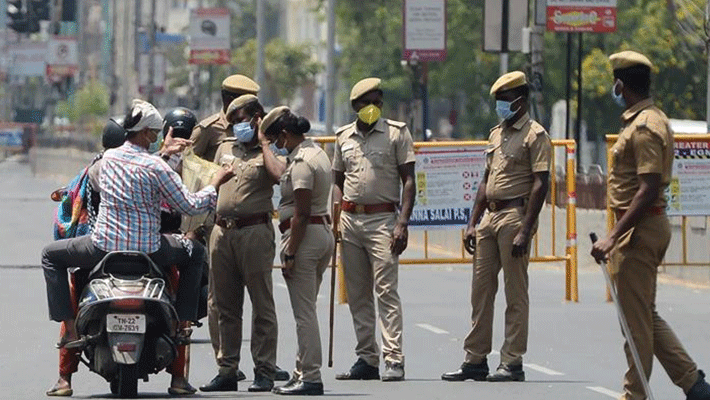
[546,6,616,33]
[189,49,230,65]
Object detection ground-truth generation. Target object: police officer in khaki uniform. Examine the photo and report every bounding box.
[191,75,259,384]
[591,51,710,400]
[442,71,551,383]
[191,74,260,163]
[199,94,283,393]
[259,107,334,396]
[332,78,416,382]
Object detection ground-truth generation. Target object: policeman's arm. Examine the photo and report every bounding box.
[592,173,661,262]
[332,170,345,204]
[469,169,490,228]
[189,126,209,160]
[260,141,287,184]
[397,162,416,225]
[519,171,549,238]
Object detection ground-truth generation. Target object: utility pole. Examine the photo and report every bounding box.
[146,0,155,102]
[255,0,265,96]
[325,0,335,136]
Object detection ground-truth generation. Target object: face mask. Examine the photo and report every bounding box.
[270,143,288,157]
[233,122,255,143]
[357,104,381,125]
[148,130,163,153]
[495,97,520,120]
[611,81,626,108]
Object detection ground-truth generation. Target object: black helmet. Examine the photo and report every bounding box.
[162,107,197,140]
[102,117,126,149]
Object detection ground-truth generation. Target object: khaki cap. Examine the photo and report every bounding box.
[226,94,259,121]
[490,71,527,95]
[609,50,652,70]
[260,106,290,135]
[350,77,381,101]
[221,74,260,94]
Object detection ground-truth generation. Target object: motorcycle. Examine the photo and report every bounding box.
[65,250,185,398]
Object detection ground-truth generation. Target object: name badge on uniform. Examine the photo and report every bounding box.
[219,154,236,166]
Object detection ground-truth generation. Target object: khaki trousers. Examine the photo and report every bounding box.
[281,223,334,383]
[205,225,221,361]
[340,211,404,366]
[463,207,530,366]
[209,222,278,378]
[612,214,698,400]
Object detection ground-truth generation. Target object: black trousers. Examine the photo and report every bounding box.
[42,235,205,322]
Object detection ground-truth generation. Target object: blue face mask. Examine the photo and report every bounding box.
[495,97,521,120]
[148,130,163,153]
[611,81,626,108]
[233,122,255,143]
[270,143,288,157]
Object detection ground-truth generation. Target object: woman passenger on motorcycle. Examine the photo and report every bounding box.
[42,99,234,396]
[259,107,335,396]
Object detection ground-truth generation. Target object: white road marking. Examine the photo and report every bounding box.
[415,323,449,334]
[586,386,623,399]
[523,363,565,376]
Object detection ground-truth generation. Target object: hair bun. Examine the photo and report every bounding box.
[295,116,310,135]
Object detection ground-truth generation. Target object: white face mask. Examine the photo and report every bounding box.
[611,80,626,108]
[495,97,521,120]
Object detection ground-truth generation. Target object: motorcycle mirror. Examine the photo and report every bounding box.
[50,187,67,202]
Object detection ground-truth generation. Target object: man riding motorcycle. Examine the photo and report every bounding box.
[42,99,234,396]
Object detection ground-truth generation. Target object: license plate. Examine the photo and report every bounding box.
[106,314,146,333]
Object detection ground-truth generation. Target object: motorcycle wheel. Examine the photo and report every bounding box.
[117,364,138,398]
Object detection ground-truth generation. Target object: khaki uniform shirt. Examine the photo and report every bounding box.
[332,118,415,204]
[191,110,230,162]
[608,98,673,210]
[278,139,332,222]
[213,138,274,217]
[485,113,552,201]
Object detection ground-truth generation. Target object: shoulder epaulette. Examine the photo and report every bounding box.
[385,119,407,129]
[335,122,355,136]
[198,113,220,128]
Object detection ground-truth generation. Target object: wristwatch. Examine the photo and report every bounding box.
[284,253,296,262]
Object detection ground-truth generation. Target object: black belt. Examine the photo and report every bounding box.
[215,213,270,229]
[487,197,526,212]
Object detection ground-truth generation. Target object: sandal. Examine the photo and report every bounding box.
[46,383,73,397]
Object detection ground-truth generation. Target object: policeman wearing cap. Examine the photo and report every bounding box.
[332,77,416,382]
[190,74,260,163]
[591,51,710,400]
[442,71,551,383]
[200,95,287,393]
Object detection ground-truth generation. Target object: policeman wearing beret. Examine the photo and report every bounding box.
[332,77,416,382]
[200,94,287,393]
[591,51,710,400]
[190,74,260,163]
[443,71,551,383]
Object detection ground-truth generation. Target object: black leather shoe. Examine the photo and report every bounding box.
[275,367,291,381]
[335,359,380,380]
[248,373,274,392]
[487,364,525,382]
[236,369,246,381]
[273,381,324,396]
[687,370,710,400]
[442,361,489,381]
[199,374,239,392]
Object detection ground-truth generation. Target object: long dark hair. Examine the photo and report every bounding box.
[264,110,310,139]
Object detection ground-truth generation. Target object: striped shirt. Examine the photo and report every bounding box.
[91,142,217,253]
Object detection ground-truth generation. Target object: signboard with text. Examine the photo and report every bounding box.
[403,0,447,62]
[189,8,230,64]
[8,41,47,78]
[46,36,78,81]
[410,145,487,229]
[667,138,710,216]
[546,0,617,33]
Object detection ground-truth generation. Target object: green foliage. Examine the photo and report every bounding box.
[54,79,110,123]
[231,38,323,104]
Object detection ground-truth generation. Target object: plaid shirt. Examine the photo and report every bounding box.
[91,142,217,253]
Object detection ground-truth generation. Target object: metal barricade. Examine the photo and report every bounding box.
[312,137,579,302]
